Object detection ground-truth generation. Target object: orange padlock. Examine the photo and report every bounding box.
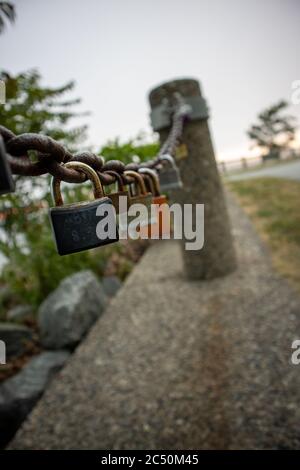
[139,168,171,239]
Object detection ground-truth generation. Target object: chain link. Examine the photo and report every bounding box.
[0,96,188,187]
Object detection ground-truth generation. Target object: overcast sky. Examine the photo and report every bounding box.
[1,0,300,160]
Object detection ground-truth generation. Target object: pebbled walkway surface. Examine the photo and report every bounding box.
[9,194,300,449]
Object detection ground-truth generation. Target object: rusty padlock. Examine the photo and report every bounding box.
[104,170,130,215]
[124,170,153,208]
[123,170,153,237]
[49,161,118,255]
[0,135,15,195]
[139,168,171,238]
[158,154,183,191]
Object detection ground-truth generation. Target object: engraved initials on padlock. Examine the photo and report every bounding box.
[49,161,118,255]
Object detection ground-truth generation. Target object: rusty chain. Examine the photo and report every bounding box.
[0,94,188,187]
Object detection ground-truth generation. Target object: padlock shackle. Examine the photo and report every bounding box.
[124,170,148,196]
[51,161,104,207]
[158,153,176,169]
[139,168,161,197]
[105,170,126,192]
[142,174,155,197]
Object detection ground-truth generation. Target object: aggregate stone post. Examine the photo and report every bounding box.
[149,78,237,279]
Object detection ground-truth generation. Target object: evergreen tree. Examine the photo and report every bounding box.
[248,100,297,160]
[0,69,89,254]
[100,134,159,165]
[0,69,88,150]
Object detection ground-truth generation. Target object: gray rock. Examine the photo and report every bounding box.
[0,350,69,447]
[7,305,32,322]
[38,270,107,350]
[102,276,122,298]
[0,323,34,359]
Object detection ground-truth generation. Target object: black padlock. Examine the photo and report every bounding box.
[158,154,183,191]
[0,135,15,195]
[49,161,118,256]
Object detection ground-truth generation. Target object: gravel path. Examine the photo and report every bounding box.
[9,193,300,449]
[228,159,300,181]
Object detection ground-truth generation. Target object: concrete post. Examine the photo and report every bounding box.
[149,78,237,279]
